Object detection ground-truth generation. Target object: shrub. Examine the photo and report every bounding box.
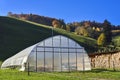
[52,20,61,28]
[75,27,89,37]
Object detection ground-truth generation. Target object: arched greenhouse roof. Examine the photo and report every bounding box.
[1,35,91,72]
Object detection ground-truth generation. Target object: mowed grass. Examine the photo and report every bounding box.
[0,16,97,61]
[0,69,120,80]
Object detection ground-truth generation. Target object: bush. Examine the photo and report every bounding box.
[113,39,120,47]
[52,20,61,28]
[75,27,89,37]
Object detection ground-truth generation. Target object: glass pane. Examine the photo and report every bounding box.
[69,53,76,71]
[45,47,52,52]
[77,53,83,70]
[37,52,44,71]
[53,37,60,47]
[54,53,61,71]
[28,52,36,71]
[45,39,52,46]
[61,49,68,53]
[45,52,52,71]
[83,55,91,70]
[61,37,68,47]
[69,39,76,47]
[37,47,44,52]
[69,49,76,53]
[77,49,83,53]
[54,48,60,52]
[62,53,68,71]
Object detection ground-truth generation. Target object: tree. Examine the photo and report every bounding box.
[66,25,71,32]
[75,26,89,37]
[28,13,33,21]
[84,21,91,29]
[59,19,66,30]
[66,23,75,32]
[7,12,12,16]
[87,27,94,37]
[75,27,81,35]
[52,20,61,28]
[103,20,112,44]
[97,33,106,46]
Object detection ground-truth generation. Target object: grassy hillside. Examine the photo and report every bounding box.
[0,16,97,61]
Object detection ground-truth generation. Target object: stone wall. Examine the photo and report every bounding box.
[89,52,120,70]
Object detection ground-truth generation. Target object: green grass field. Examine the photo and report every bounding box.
[0,16,97,61]
[0,69,120,80]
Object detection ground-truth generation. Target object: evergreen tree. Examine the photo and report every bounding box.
[103,20,112,45]
[59,19,66,29]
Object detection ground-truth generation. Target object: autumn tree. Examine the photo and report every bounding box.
[75,27,81,35]
[97,33,106,46]
[52,20,61,28]
[83,21,91,29]
[66,25,71,32]
[75,27,89,37]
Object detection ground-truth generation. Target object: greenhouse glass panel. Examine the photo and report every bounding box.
[27,51,36,71]
[37,52,44,71]
[45,38,52,46]
[54,53,61,71]
[62,53,69,71]
[61,37,68,47]
[45,52,52,71]
[68,39,76,47]
[69,53,76,71]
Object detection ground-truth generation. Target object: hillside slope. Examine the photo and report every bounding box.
[0,16,97,61]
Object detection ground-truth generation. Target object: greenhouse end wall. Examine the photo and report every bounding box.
[27,46,91,72]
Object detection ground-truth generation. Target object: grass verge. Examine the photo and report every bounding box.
[0,69,120,80]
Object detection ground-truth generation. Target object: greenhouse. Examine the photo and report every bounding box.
[1,35,91,72]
